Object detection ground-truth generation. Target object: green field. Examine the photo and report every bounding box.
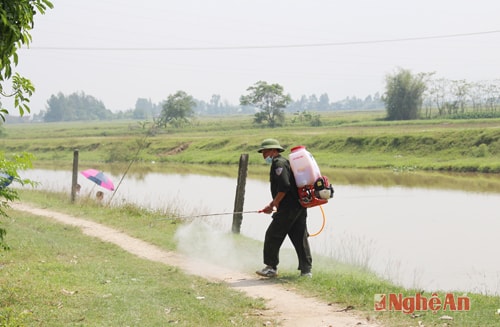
[2,111,500,173]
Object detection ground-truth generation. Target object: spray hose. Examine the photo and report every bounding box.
[154,206,327,237]
[308,205,326,237]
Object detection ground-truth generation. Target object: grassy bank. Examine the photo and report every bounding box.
[2,112,500,173]
[1,204,267,326]
[2,190,500,326]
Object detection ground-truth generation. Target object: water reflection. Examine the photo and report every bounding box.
[36,161,500,193]
[14,166,500,295]
[324,168,500,193]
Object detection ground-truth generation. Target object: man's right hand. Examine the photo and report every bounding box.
[260,205,274,214]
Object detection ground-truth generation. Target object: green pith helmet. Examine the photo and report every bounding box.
[257,139,285,153]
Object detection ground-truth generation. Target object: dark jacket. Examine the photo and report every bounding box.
[269,154,301,210]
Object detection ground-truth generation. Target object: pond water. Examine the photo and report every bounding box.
[14,167,500,295]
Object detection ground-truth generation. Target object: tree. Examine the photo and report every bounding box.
[43,91,112,121]
[240,81,291,127]
[132,98,154,119]
[0,153,35,249]
[209,94,221,110]
[383,68,428,120]
[0,0,53,121]
[157,90,195,128]
[318,93,330,110]
[1,0,52,248]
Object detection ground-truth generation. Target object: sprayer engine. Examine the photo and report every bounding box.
[298,176,334,208]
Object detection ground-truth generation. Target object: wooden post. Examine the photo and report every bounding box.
[71,149,79,203]
[232,153,248,234]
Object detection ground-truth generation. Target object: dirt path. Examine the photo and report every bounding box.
[11,203,381,327]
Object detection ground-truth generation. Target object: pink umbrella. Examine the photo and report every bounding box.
[80,169,115,191]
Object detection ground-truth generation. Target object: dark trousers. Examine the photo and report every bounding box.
[263,206,312,273]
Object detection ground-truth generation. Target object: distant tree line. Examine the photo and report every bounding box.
[383,68,500,121]
[27,90,383,123]
[121,91,384,119]
[423,76,500,118]
[14,72,500,124]
[288,93,384,112]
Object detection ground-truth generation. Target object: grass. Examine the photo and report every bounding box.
[2,112,500,172]
[2,189,500,326]
[1,196,269,326]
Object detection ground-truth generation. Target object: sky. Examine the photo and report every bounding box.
[9,0,500,114]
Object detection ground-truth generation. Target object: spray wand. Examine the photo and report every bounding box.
[153,207,327,237]
[154,210,264,221]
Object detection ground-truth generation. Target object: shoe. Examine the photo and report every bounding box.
[256,266,278,278]
[300,271,312,278]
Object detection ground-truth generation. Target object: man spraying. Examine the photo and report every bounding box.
[256,139,312,278]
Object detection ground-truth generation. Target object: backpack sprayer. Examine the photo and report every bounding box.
[154,146,333,236]
[288,145,334,236]
[289,146,334,208]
